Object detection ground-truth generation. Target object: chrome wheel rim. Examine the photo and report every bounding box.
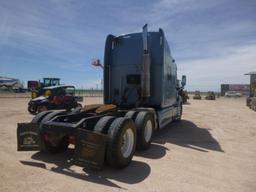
[121,128,134,158]
[144,120,153,142]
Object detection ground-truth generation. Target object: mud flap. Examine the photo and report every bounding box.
[73,128,107,169]
[17,123,41,151]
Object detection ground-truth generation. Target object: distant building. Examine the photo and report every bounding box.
[0,76,24,90]
[221,84,250,96]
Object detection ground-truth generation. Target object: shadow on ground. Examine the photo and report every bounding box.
[20,119,222,188]
[20,149,150,189]
[154,120,223,152]
[136,120,223,159]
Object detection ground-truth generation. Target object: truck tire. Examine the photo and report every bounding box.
[94,116,116,134]
[76,103,82,108]
[28,105,37,115]
[125,110,138,121]
[40,111,66,125]
[31,111,52,123]
[106,117,136,168]
[40,111,68,153]
[37,105,48,113]
[135,111,155,150]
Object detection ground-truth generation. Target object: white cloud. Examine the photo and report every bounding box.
[179,44,256,91]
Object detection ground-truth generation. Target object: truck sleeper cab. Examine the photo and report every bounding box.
[17,25,185,169]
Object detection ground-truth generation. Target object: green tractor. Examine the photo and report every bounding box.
[28,78,60,98]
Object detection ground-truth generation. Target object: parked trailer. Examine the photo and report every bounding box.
[17,25,186,169]
[245,72,256,110]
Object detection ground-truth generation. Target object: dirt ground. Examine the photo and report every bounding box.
[0,97,255,192]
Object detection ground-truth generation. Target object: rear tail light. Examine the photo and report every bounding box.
[69,136,75,145]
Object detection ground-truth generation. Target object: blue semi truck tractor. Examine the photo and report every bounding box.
[17,24,186,169]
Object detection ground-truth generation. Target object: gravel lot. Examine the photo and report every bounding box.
[0,97,255,192]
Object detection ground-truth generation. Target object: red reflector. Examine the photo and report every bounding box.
[69,136,75,145]
[43,134,49,141]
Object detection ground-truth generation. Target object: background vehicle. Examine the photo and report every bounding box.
[193,91,202,100]
[17,25,186,169]
[205,91,216,100]
[27,85,83,114]
[0,76,25,92]
[177,79,189,103]
[28,78,60,98]
[179,90,189,103]
[245,72,256,110]
[225,91,241,97]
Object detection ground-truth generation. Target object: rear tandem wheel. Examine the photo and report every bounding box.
[39,111,69,153]
[134,111,155,150]
[106,117,136,168]
[31,111,52,123]
[94,116,116,134]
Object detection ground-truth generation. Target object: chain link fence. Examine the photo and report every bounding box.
[0,89,103,98]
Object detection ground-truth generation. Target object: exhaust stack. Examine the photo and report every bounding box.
[141,24,151,99]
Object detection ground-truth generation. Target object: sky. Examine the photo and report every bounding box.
[0,0,256,91]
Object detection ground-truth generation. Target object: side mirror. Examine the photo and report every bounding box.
[176,79,181,89]
[181,75,186,87]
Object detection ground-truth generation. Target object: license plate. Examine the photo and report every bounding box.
[73,129,107,169]
[17,123,41,151]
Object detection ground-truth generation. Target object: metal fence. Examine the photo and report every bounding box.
[0,89,103,98]
[75,89,103,97]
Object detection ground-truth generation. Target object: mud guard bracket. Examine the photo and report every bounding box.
[73,129,107,170]
[17,123,41,151]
